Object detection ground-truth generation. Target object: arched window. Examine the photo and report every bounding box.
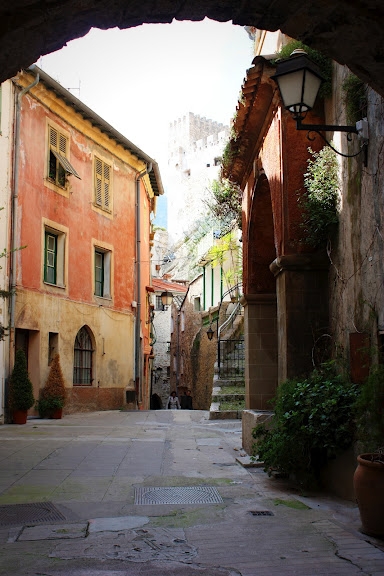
[73,326,94,385]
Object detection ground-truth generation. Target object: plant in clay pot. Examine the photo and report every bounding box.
[353,365,384,538]
[37,354,66,418]
[8,349,35,424]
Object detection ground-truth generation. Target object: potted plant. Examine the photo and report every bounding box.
[37,353,66,419]
[8,349,35,424]
[353,364,384,537]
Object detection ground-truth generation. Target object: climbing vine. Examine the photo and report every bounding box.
[204,178,242,230]
[299,146,339,247]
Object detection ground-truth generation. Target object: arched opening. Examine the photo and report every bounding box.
[73,325,95,386]
[243,173,277,410]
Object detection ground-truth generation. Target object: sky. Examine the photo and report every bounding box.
[37,19,253,166]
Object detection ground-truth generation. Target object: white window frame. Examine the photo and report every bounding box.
[92,239,113,300]
[42,219,68,289]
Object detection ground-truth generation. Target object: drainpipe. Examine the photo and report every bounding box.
[9,74,40,353]
[135,163,152,407]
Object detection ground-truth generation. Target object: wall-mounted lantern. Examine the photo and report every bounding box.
[160,291,174,309]
[271,49,369,162]
[207,324,215,341]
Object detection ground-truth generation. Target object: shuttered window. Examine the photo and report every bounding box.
[48,126,80,187]
[94,157,111,211]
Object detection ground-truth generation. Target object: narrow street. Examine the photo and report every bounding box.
[0,410,383,576]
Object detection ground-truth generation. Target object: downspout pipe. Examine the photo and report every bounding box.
[134,162,152,406]
[10,74,39,335]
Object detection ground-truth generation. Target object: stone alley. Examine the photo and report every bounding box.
[0,410,383,576]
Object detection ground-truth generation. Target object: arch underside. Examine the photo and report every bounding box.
[0,1,383,96]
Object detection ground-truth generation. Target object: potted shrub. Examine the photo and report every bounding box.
[38,354,66,419]
[8,349,35,424]
[353,365,384,537]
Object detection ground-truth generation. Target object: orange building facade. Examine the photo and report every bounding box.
[9,66,163,414]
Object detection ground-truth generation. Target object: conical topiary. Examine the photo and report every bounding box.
[9,349,35,411]
[38,353,66,417]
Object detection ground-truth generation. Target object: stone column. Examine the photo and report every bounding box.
[242,293,277,410]
[271,254,329,383]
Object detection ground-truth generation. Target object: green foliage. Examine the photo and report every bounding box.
[252,364,359,487]
[299,146,339,247]
[205,178,242,230]
[354,365,384,452]
[38,354,66,417]
[342,74,367,125]
[274,40,332,99]
[8,349,35,411]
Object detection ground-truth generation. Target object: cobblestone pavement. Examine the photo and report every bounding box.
[0,410,383,575]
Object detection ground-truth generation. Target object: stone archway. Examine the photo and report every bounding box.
[0,2,384,97]
[243,173,277,410]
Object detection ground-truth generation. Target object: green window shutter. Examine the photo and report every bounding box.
[44,232,57,284]
[95,251,104,296]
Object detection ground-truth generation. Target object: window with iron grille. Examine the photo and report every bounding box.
[47,125,79,188]
[94,156,111,211]
[73,326,94,386]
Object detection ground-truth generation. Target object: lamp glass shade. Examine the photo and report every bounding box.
[160,291,173,306]
[272,53,323,117]
[207,326,214,341]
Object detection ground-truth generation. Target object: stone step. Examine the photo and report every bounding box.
[212,394,245,402]
[209,409,243,420]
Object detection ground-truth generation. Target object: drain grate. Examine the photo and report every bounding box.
[249,510,274,516]
[0,502,66,526]
[135,486,223,505]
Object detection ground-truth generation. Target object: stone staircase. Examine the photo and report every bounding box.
[209,327,245,420]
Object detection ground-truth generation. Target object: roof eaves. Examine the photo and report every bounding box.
[26,65,164,196]
[222,57,278,188]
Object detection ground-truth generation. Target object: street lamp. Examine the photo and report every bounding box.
[207,324,215,341]
[272,50,369,161]
[160,291,173,309]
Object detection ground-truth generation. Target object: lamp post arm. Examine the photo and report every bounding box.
[296,117,357,134]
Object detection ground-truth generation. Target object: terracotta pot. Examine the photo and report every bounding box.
[354,453,384,537]
[51,408,63,419]
[12,410,28,424]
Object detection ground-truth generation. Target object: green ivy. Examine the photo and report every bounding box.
[354,364,384,452]
[273,40,332,99]
[342,74,367,125]
[299,146,339,247]
[205,178,242,230]
[252,364,359,488]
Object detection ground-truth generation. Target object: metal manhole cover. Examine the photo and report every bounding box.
[135,486,223,505]
[249,510,274,516]
[0,502,66,526]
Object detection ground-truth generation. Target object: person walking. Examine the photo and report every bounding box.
[180,389,193,410]
[167,390,180,410]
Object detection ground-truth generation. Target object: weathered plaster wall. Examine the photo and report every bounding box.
[12,71,154,412]
[0,81,14,423]
[16,289,134,412]
[328,64,384,370]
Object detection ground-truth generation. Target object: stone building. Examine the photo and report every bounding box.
[166,112,229,246]
[3,66,163,416]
